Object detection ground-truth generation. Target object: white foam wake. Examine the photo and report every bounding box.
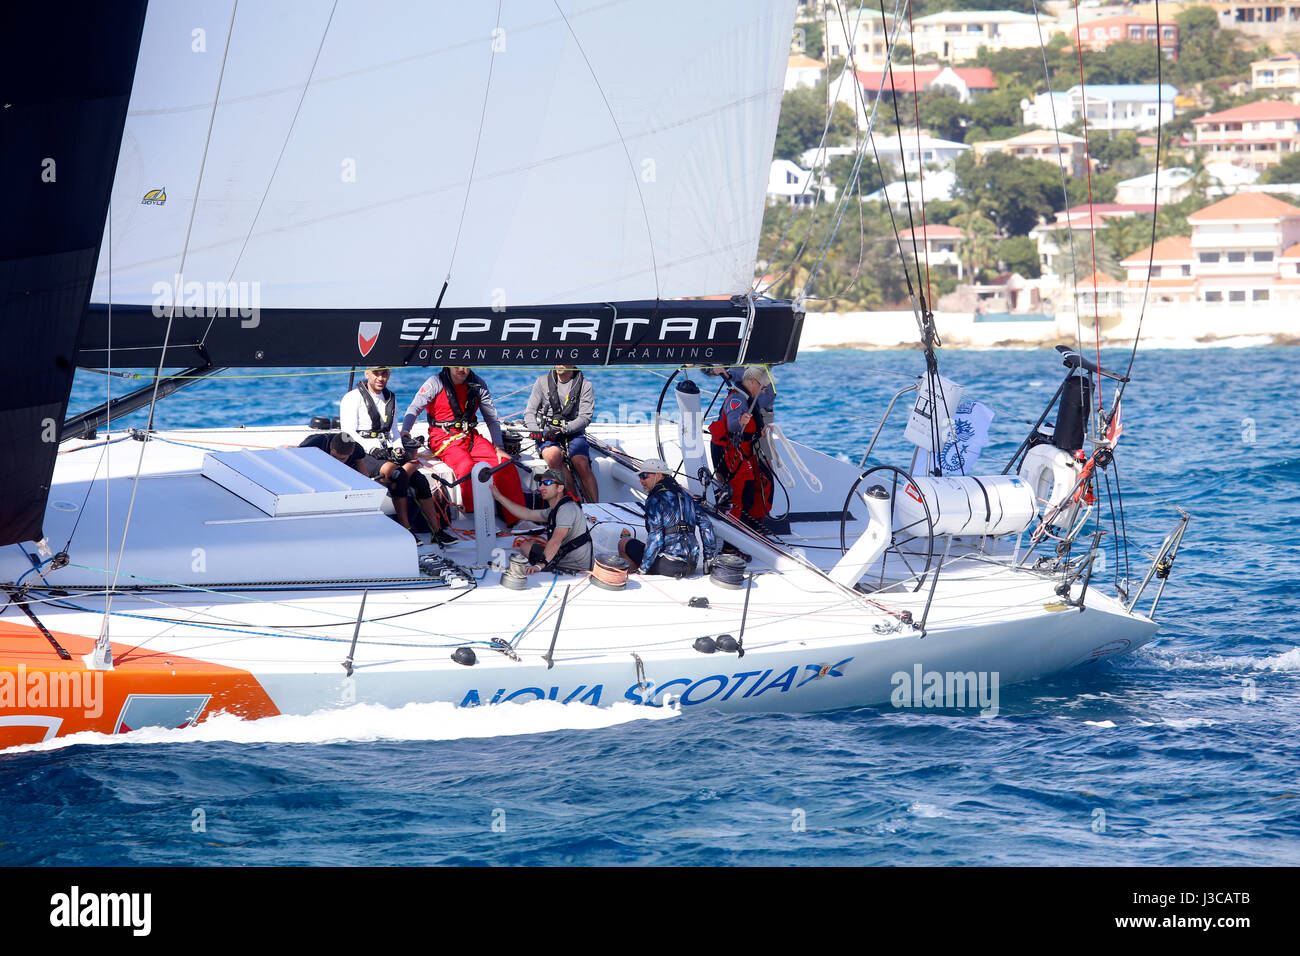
[4,700,679,755]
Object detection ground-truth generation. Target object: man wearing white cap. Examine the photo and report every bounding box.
[618,458,718,578]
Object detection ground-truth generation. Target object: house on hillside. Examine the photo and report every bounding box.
[853,66,997,106]
[1021,84,1178,132]
[1251,52,1300,98]
[909,10,1062,62]
[1073,271,1126,318]
[1114,168,1194,205]
[785,55,825,92]
[1071,16,1178,60]
[862,169,958,208]
[767,159,835,207]
[824,9,894,71]
[1029,203,1156,276]
[1191,100,1300,172]
[972,129,1092,179]
[899,224,966,279]
[1216,1,1300,38]
[1121,192,1300,307]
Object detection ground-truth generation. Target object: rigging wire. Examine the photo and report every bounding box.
[1114,0,1165,405]
[101,2,241,656]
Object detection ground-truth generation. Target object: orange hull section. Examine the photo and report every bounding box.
[0,619,279,748]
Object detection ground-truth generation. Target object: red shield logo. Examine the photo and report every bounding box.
[357,321,382,358]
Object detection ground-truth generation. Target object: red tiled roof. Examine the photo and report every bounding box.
[1077,270,1123,287]
[1122,235,1194,264]
[1192,100,1300,124]
[1187,192,1300,221]
[855,67,996,94]
[1283,242,1300,257]
[905,224,963,239]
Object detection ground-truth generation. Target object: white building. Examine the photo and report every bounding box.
[863,169,958,208]
[1114,167,1193,205]
[910,10,1062,62]
[767,159,835,207]
[824,9,895,71]
[867,133,970,172]
[1022,84,1178,132]
[1251,52,1300,95]
[785,54,825,92]
[1121,192,1300,308]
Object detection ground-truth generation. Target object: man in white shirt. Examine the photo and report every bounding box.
[340,366,449,540]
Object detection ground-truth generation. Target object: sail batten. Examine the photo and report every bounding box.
[91,0,796,316]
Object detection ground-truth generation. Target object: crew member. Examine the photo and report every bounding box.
[618,458,718,578]
[400,366,527,522]
[707,365,775,527]
[524,364,598,502]
[341,366,451,540]
[490,468,593,575]
[298,432,413,525]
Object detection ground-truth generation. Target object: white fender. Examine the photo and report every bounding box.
[893,474,1036,537]
[1018,444,1081,511]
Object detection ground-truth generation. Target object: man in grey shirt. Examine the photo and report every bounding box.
[491,468,593,574]
[524,365,598,502]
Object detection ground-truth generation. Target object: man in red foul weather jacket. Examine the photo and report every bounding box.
[707,365,775,528]
[400,366,527,522]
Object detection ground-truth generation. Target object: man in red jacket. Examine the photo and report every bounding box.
[400,366,526,522]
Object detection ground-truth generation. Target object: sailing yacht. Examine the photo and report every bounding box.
[0,1,1187,746]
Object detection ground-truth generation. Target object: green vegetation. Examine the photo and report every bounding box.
[773,83,857,161]
[1261,153,1300,185]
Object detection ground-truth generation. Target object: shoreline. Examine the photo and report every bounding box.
[797,311,1300,353]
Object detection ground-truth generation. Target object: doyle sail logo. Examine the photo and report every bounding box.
[141,187,166,205]
[357,321,382,358]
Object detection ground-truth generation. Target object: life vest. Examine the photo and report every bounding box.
[427,368,481,431]
[709,389,764,457]
[543,492,593,569]
[356,383,395,439]
[542,369,584,428]
[708,390,771,522]
[647,481,696,547]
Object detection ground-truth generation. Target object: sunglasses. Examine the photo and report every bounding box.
[637,472,653,480]
[539,479,559,486]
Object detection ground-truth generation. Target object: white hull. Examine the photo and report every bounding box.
[0,422,1157,744]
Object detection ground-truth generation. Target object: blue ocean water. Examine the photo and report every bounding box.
[3,346,1298,866]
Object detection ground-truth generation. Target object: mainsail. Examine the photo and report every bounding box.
[0,2,149,547]
[79,0,802,368]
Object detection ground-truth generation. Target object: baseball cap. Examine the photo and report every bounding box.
[538,468,566,484]
[639,458,671,474]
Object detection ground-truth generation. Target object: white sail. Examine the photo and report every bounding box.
[91,0,795,311]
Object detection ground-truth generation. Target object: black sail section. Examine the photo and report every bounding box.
[0,2,148,546]
[77,298,804,369]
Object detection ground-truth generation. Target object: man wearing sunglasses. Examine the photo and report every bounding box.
[618,458,718,578]
[491,469,593,574]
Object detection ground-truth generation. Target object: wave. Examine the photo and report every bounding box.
[2,700,679,756]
